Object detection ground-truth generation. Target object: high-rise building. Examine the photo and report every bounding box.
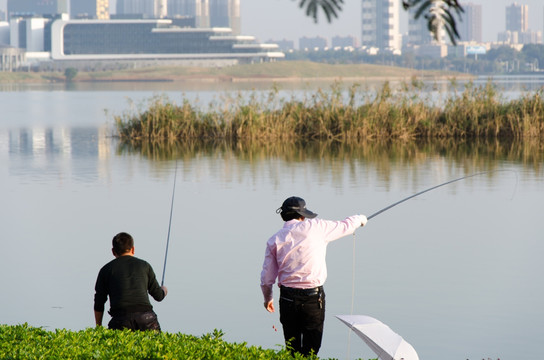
[331,35,358,48]
[167,0,210,27]
[116,0,154,18]
[457,3,482,42]
[155,0,167,18]
[168,0,239,33]
[299,36,327,50]
[407,6,433,45]
[505,2,528,33]
[209,0,240,34]
[7,0,69,17]
[71,0,110,19]
[361,0,401,53]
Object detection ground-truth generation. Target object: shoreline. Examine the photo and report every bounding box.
[0,61,473,85]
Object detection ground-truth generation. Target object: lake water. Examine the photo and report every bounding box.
[1,77,543,360]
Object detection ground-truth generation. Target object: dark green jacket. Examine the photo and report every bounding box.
[94,255,165,316]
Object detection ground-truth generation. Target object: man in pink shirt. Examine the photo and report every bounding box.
[260,196,368,356]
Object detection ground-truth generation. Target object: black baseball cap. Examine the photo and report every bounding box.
[276,196,318,219]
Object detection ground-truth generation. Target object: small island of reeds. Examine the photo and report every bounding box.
[114,80,544,145]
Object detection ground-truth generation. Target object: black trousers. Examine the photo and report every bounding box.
[108,310,161,332]
[279,286,325,356]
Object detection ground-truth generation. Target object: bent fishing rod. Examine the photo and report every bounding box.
[366,170,516,221]
[161,160,178,287]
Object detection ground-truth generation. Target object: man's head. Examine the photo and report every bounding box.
[112,232,134,257]
[276,196,318,221]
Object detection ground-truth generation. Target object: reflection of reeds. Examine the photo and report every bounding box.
[116,136,543,174]
[115,81,544,143]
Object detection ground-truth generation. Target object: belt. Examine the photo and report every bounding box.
[280,285,323,296]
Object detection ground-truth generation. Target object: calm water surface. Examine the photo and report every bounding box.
[1,79,543,360]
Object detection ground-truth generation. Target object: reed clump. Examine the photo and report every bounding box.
[114,81,544,143]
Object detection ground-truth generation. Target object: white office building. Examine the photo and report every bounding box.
[50,19,284,63]
[361,0,401,53]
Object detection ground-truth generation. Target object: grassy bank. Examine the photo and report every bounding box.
[114,81,544,143]
[2,324,363,360]
[0,61,463,84]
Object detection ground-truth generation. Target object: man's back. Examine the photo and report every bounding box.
[95,255,165,316]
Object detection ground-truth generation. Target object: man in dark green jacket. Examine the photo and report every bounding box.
[94,232,168,331]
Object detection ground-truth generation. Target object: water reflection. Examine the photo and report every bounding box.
[117,137,544,174]
[5,127,543,191]
[2,125,543,360]
[6,127,110,183]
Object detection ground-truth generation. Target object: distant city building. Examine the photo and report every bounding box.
[9,16,56,51]
[505,2,528,33]
[268,38,294,51]
[0,44,26,71]
[498,30,519,44]
[498,3,541,45]
[71,0,110,20]
[0,9,6,21]
[50,19,284,63]
[209,0,240,35]
[407,6,433,46]
[299,36,327,50]
[168,0,210,27]
[0,21,8,44]
[361,0,401,53]
[518,30,542,44]
[331,35,358,48]
[7,0,69,17]
[457,3,482,43]
[116,0,154,18]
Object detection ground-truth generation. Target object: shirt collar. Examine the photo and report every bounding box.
[283,219,302,228]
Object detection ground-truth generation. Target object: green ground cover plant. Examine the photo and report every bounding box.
[2,324,362,360]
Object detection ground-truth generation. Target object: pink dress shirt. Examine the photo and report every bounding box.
[260,215,365,303]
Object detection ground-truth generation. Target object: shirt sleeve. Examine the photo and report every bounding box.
[93,267,108,312]
[260,240,278,303]
[320,214,365,242]
[147,264,166,302]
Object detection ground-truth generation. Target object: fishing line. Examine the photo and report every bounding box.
[161,160,178,287]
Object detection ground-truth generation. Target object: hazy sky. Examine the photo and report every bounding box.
[240,0,544,44]
[1,0,543,45]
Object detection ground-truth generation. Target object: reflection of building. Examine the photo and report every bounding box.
[6,127,111,183]
[361,0,401,53]
[50,19,284,63]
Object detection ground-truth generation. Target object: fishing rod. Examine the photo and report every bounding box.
[346,170,516,356]
[367,170,516,220]
[161,160,178,287]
